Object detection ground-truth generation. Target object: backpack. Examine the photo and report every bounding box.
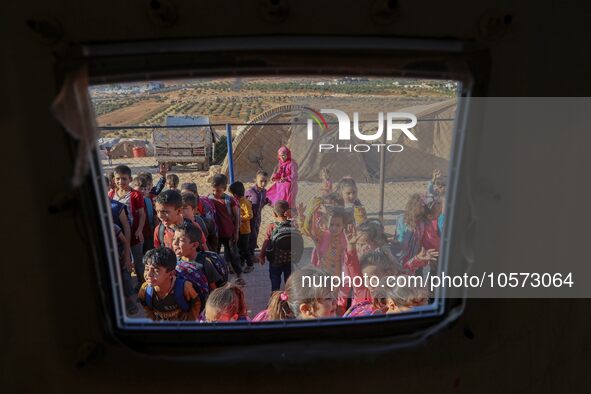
[207,193,233,216]
[200,196,219,234]
[196,251,229,287]
[207,193,240,237]
[176,260,210,311]
[145,277,190,312]
[265,221,304,267]
[193,215,208,238]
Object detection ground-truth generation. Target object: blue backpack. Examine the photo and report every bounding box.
[196,251,229,287]
[145,277,190,312]
[176,260,210,311]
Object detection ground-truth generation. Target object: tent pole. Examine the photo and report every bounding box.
[226,123,235,183]
[378,121,386,222]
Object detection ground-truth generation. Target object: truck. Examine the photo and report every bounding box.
[152,115,217,170]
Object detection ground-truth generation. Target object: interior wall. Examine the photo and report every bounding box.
[2,0,591,392]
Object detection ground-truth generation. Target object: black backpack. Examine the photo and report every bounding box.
[265,221,304,266]
[195,251,229,287]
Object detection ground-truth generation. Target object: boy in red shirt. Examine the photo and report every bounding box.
[153,190,186,249]
[209,174,243,283]
[109,165,146,283]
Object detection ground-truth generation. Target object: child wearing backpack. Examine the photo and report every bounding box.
[137,247,201,321]
[172,221,224,292]
[229,181,255,273]
[204,282,249,322]
[153,190,186,249]
[109,165,146,284]
[209,174,243,283]
[180,182,220,252]
[245,170,271,259]
[259,200,304,291]
[181,192,209,250]
[133,174,157,253]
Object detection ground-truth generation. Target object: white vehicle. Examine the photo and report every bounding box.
[153,115,217,170]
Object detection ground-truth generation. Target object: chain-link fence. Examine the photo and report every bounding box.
[98,102,455,243]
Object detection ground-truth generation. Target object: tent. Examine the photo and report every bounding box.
[222,99,457,183]
[222,105,298,181]
[363,99,457,180]
[104,138,154,159]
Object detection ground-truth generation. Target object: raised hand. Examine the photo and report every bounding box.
[345,224,359,245]
[159,163,168,176]
[416,247,439,261]
[432,169,442,182]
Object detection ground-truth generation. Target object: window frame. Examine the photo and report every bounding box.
[61,36,485,357]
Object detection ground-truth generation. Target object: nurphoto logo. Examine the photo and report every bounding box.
[306,108,418,153]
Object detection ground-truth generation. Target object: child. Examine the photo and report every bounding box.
[427,170,447,235]
[382,283,429,313]
[320,167,333,197]
[137,247,201,321]
[394,193,441,275]
[181,182,198,195]
[337,176,367,226]
[109,165,146,284]
[105,146,113,166]
[204,282,249,322]
[180,181,219,251]
[356,220,402,274]
[113,223,137,315]
[172,221,222,291]
[258,266,337,321]
[344,251,400,317]
[139,163,167,198]
[259,200,291,291]
[360,249,399,282]
[299,192,344,237]
[181,192,209,250]
[428,169,447,199]
[105,176,131,243]
[229,181,254,273]
[266,146,298,209]
[166,173,180,191]
[352,281,429,316]
[133,175,156,252]
[153,190,188,249]
[209,174,243,282]
[245,170,271,260]
[311,209,369,315]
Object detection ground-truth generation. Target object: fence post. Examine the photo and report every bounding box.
[226,123,235,183]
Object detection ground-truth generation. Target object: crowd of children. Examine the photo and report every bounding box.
[106,145,445,322]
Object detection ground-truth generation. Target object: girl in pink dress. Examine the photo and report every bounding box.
[266,146,298,209]
[310,210,370,315]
